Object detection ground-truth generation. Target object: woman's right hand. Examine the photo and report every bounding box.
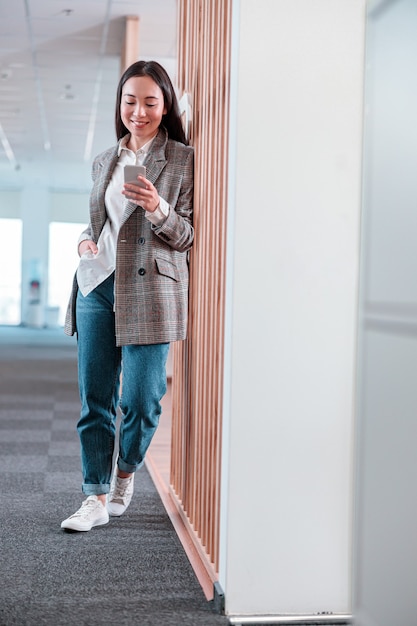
[78,240,98,257]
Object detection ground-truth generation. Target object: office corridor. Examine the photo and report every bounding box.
[0,327,228,626]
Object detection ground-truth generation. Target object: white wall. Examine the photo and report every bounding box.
[221,0,366,617]
[0,189,89,224]
[0,191,20,218]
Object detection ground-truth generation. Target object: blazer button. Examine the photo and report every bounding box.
[138,237,145,245]
[138,267,146,276]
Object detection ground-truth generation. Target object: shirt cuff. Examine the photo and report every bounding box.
[78,233,92,245]
[145,196,169,226]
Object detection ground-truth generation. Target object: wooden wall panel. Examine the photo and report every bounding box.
[170,0,232,576]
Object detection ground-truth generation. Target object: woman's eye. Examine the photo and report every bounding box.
[125,101,135,105]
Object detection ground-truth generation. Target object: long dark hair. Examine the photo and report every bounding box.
[115,60,188,145]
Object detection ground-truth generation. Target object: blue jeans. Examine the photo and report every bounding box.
[75,273,169,496]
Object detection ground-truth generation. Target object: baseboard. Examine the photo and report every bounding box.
[145,453,218,601]
[228,614,352,625]
[213,581,225,614]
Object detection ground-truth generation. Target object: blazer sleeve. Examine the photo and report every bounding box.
[152,147,194,253]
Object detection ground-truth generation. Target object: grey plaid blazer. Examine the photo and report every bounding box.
[64,127,194,346]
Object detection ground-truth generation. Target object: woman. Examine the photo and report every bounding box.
[61,60,194,532]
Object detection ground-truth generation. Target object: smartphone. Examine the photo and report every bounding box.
[124,164,147,188]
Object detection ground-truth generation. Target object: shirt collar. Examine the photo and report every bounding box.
[118,133,157,157]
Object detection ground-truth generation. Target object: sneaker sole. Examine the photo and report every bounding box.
[107,504,129,517]
[61,515,109,532]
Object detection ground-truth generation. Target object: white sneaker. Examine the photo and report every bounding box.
[61,496,109,532]
[107,473,135,516]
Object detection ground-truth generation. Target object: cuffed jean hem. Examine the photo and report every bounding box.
[82,483,111,496]
[117,457,144,474]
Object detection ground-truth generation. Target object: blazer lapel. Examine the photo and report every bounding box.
[100,148,119,188]
[145,128,168,185]
[91,147,119,240]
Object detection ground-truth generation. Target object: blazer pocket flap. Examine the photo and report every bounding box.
[155,257,179,282]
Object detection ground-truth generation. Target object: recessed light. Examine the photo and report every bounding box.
[59,84,76,101]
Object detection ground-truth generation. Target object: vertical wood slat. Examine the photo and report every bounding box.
[170,0,232,574]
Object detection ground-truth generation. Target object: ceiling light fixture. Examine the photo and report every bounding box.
[0,121,19,170]
[84,0,112,161]
[23,0,52,154]
[60,84,76,101]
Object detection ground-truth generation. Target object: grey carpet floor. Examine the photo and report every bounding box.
[0,328,229,626]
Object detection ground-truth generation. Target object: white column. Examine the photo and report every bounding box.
[20,186,50,327]
[220,0,366,618]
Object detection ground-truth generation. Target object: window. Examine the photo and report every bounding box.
[0,218,22,325]
[48,222,86,326]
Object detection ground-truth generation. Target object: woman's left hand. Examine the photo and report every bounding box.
[122,176,160,213]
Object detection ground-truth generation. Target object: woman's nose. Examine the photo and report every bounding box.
[135,103,146,117]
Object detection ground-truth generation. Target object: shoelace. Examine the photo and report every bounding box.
[70,498,99,519]
[110,478,132,503]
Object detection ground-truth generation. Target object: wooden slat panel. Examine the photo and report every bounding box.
[170,0,232,574]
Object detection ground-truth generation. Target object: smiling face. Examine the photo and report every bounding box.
[120,75,167,150]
